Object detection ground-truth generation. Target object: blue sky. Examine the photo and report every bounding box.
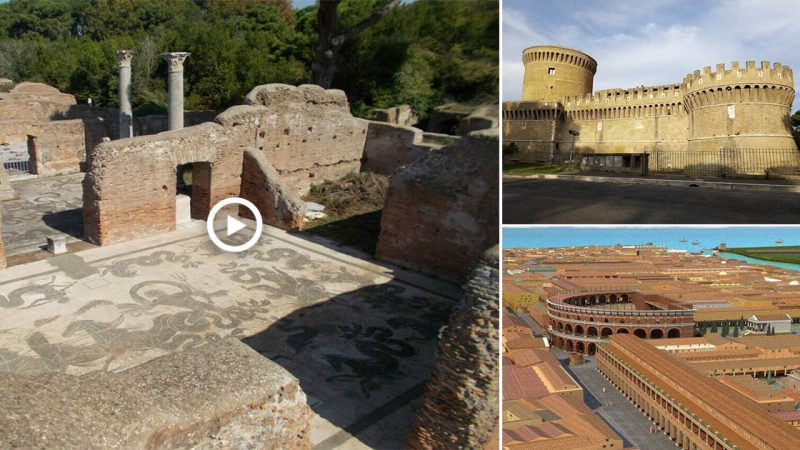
[503,0,800,113]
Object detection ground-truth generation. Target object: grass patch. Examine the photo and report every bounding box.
[302,171,389,254]
[726,246,800,264]
[503,164,579,175]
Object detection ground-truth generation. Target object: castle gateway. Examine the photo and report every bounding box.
[503,45,798,175]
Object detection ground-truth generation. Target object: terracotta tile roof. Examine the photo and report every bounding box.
[605,334,800,448]
[507,348,545,367]
[503,364,549,401]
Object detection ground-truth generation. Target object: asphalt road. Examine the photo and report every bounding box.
[503,178,800,224]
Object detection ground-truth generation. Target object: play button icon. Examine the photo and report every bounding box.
[207,197,263,252]
[226,215,247,236]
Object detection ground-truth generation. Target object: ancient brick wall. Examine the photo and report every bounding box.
[239,148,306,230]
[31,120,84,176]
[84,83,394,245]
[407,246,499,449]
[376,134,499,281]
[362,121,441,175]
[83,122,245,245]
[241,84,368,195]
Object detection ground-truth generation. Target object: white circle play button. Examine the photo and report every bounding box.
[207,197,263,252]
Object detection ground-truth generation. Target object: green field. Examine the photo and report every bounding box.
[725,246,800,264]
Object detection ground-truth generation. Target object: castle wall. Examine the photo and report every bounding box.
[505,47,798,173]
[521,46,596,102]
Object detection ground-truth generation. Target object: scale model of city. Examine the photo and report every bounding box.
[503,242,800,449]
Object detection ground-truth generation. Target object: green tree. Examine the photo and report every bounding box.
[792,109,800,148]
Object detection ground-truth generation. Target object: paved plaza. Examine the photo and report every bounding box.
[552,349,676,450]
[2,173,84,256]
[0,177,461,448]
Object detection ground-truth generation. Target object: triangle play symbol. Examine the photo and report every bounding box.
[226,215,246,236]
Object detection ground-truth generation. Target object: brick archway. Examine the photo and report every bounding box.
[634,329,646,338]
[668,328,680,338]
[575,325,584,336]
[617,328,629,334]
[651,329,664,339]
[601,327,612,337]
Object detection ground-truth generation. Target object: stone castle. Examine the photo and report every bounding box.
[503,45,798,174]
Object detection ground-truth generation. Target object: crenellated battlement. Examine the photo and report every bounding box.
[683,61,794,93]
[563,84,685,109]
[522,45,598,74]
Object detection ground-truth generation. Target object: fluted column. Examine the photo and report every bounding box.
[117,49,134,138]
[162,52,189,130]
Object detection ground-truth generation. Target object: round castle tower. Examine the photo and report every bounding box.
[682,61,796,150]
[521,45,597,103]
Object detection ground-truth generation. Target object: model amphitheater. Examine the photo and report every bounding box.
[503,45,798,174]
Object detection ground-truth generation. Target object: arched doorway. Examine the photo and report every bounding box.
[587,326,598,337]
[634,329,647,339]
[556,321,563,331]
[668,328,680,338]
[588,343,596,355]
[601,327,612,338]
[576,341,585,353]
[650,329,664,339]
[565,340,574,352]
[575,325,584,336]
[617,328,629,334]
[565,323,573,334]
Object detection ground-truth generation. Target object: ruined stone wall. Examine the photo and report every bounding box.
[376,134,499,282]
[0,339,312,449]
[84,84,367,245]
[83,122,245,245]
[407,246,499,449]
[362,121,442,175]
[241,84,368,196]
[240,148,306,230]
[32,120,85,176]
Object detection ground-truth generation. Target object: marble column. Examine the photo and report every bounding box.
[162,52,190,130]
[117,50,134,138]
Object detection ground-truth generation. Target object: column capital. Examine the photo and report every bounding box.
[162,52,190,72]
[117,49,134,68]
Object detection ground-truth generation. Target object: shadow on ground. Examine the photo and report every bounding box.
[242,281,456,448]
[298,210,383,256]
[42,208,84,239]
